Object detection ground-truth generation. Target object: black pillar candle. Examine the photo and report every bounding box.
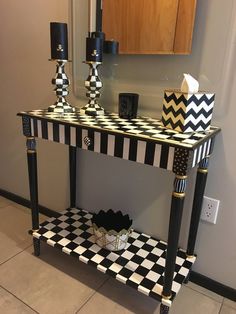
[92,31,105,42]
[50,22,68,60]
[118,93,139,119]
[103,40,119,54]
[86,37,103,62]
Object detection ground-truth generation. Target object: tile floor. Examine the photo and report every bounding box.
[0,196,235,314]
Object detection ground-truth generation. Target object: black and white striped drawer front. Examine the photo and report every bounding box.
[27,118,213,172]
[191,138,213,168]
[29,118,176,171]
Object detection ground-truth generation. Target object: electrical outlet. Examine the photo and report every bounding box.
[201,196,220,224]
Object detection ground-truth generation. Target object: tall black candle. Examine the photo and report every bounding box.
[50,22,68,60]
[86,36,103,62]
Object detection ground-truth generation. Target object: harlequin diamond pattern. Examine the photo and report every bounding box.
[33,208,196,303]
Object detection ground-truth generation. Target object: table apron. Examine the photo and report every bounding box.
[22,116,214,174]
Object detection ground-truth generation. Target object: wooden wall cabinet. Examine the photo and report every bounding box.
[102,0,197,55]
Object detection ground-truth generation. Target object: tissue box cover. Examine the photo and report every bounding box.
[161,89,215,133]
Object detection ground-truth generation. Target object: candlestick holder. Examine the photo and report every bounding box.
[80,61,105,116]
[48,59,75,113]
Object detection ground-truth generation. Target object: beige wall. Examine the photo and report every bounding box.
[0,0,73,210]
[73,0,236,289]
[0,0,235,290]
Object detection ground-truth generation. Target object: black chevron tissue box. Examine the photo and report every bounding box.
[161,89,215,133]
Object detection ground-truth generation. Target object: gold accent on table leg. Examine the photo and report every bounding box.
[27,149,36,154]
[162,294,172,300]
[198,168,208,174]
[26,136,35,140]
[32,229,39,232]
[186,254,195,259]
[175,175,187,180]
[173,192,185,198]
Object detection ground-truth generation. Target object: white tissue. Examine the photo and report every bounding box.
[180,73,199,93]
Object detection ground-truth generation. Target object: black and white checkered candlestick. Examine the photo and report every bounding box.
[48,60,75,113]
[80,61,105,116]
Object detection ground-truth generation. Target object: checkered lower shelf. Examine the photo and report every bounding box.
[32,208,196,305]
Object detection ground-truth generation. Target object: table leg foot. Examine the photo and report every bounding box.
[33,238,40,256]
[184,272,190,284]
[160,304,170,314]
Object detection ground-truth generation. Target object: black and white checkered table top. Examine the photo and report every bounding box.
[33,208,196,305]
[18,109,220,149]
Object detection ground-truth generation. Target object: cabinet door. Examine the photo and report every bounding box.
[174,0,197,54]
[102,0,197,54]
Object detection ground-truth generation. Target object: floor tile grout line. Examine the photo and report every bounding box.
[186,284,223,304]
[0,243,33,267]
[219,301,224,313]
[0,204,10,208]
[0,284,39,314]
[75,277,110,313]
[222,300,236,311]
[0,204,13,209]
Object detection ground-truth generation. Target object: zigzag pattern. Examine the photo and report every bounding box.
[162,111,186,125]
[164,93,187,105]
[188,93,215,103]
[184,113,213,125]
[185,101,214,114]
[163,99,188,112]
[162,105,214,119]
[162,91,214,133]
[162,117,211,133]
[162,105,186,118]
[163,99,214,114]
[162,112,212,129]
[165,92,214,104]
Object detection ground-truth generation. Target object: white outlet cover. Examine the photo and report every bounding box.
[201,196,220,224]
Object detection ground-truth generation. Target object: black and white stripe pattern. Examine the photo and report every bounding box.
[22,110,219,146]
[29,119,176,171]
[174,177,187,193]
[161,91,215,133]
[191,138,212,168]
[19,110,220,173]
[199,156,210,169]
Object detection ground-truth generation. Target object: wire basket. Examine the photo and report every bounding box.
[91,209,133,251]
[93,224,132,251]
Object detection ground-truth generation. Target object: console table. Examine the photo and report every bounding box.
[18,109,220,314]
